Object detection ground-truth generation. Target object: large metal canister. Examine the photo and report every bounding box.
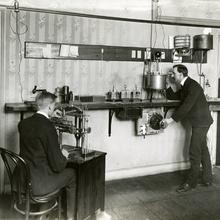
[144,74,166,90]
[193,34,213,50]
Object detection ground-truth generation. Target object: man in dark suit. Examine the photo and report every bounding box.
[18,92,76,220]
[164,64,213,192]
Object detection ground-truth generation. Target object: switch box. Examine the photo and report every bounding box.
[136,108,164,136]
[161,51,165,59]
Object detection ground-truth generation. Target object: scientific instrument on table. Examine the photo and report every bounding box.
[120,85,130,102]
[54,85,73,104]
[106,85,120,101]
[50,104,93,157]
[143,51,167,101]
[130,85,141,102]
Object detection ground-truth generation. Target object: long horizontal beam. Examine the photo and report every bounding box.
[1,4,220,29]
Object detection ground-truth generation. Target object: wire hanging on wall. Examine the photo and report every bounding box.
[158,6,166,49]
[152,0,158,48]
[152,3,166,49]
[9,0,29,102]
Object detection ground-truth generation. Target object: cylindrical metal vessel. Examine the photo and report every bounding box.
[144,74,167,90]
[193,34,213,50]
[63,86,69,103]
[54,87,63,103]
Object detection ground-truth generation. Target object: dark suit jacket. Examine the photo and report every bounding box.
[166,77,213,127]
[18,113,68,194]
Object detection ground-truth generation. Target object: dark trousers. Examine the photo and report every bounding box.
[32,168,76,219]
[187,126,212,187]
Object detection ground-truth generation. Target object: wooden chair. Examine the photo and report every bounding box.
[0,147,62,220]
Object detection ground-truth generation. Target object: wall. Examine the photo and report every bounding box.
[0,6,220,191]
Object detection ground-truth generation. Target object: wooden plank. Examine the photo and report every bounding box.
[6,99,220,113]
[24,41,208,63]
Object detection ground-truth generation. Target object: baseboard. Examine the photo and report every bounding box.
[106,161,190,181]
[1,162,190,193]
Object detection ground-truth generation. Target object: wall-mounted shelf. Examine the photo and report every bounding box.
[5,99,220,136]
[6,99,220,113]
[5,100,180,113]
[25,41,207,63]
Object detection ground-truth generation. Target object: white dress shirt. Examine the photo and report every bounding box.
[36,111,49,119]
[180,76,188,86]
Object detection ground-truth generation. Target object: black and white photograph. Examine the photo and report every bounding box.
[1,0,220,219]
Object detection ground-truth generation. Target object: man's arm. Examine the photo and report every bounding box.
[166,86,181,100]
[45,126,67,173]
[171,84,201,122]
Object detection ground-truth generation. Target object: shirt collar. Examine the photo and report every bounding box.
[180,76,188,86]
[36,111,49,119]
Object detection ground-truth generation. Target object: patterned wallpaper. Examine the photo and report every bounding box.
[6,10,150,101]
[0,9,149,191]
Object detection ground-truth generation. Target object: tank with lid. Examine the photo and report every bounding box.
[144,73,167,90]
[193,34,213,50]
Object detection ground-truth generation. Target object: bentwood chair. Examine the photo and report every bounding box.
[0,147,62,220]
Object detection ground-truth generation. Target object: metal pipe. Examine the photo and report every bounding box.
[0,4,219,29]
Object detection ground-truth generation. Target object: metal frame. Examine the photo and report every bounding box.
[0,4,219,29]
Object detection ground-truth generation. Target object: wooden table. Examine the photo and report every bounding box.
[64,145,106,220]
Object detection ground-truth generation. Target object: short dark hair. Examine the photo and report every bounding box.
[173,64,188,77]
[35,91,57,108]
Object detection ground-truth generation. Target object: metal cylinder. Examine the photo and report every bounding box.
[144,74,167,90]
[54,87,63,103]
[193,34,213,50]
[63,86,69,103]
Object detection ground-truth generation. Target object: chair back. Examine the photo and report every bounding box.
[0,147,32,204]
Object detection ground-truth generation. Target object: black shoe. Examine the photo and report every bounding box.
[198,181,212,187]
[176,183,194,193]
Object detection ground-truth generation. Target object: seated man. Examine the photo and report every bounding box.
[18,92,76,220]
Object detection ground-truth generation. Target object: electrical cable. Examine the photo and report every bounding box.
[149,0,153,49]
[152,3,157,49]
[152,22,157,48]
[9,1,29,102]
[16,12,24,102]
[158,6,166,49]
[9,10,28,35]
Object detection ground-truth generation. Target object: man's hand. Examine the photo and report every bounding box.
[166,73,175,88]
[166,74,180,92]
[160,118,174,128]
[61,148,69,159]
[51,109,62,118]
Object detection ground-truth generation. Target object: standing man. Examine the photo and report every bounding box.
[164,64,213,192]
[18,92,76,220]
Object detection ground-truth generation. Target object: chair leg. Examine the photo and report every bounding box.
[58,196,61,220]
[25,200,30,220]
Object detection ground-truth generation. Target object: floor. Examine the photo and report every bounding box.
[1,167,220,220]
[105,167,220,220]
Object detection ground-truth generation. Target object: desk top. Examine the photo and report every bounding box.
[63,145,106,165]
